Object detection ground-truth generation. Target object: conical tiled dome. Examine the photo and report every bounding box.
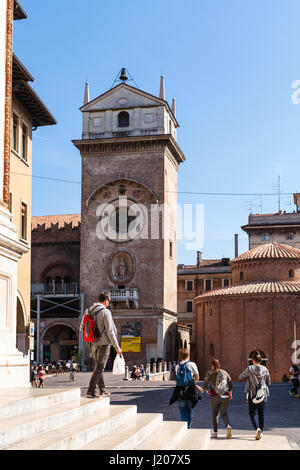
[231,242,300,264]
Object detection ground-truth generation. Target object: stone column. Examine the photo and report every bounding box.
[152,362,157,374]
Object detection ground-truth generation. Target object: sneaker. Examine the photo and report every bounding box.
[289,391,294,398]
[100,390,110,397]
[211,432,218,439]
[295,394,299,398]
[255,428,262,440]
[227,425,232,439]
[86,394,97,398]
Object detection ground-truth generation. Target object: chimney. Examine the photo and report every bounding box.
[197,251,202,266]
[234,234,239,258]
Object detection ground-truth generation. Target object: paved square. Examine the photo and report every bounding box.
[44,372,300,449]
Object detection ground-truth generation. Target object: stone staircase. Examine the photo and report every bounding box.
[0,388,210,450]
[0,388,293,450]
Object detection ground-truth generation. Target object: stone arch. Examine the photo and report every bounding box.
[164,323,178,362]
[86,177,159,207]
[16,292,27,355]
[41,322,78,362]
[41,262,75,284]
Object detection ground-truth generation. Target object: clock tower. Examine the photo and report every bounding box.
[72,70,186,366]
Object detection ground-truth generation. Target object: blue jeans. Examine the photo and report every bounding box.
[178,399,194,429]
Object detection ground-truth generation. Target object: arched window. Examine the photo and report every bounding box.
[240,271,244,281]
[64,276,71,284]
[118,111,129,128]
[55,276,62,285]
[289,269,294,278]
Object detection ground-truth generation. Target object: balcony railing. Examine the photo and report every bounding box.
[109,288,139,308]
[31,282,80,296]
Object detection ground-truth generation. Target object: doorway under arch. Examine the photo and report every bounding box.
[16,296,27,355]
[42,324,78,362]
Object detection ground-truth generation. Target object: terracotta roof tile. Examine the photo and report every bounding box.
[231,242,300,264]
[196,281,300,299]
[32,214,81,230]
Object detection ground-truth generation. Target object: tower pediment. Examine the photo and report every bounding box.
[81,83,170,113]
[80,83,178,140]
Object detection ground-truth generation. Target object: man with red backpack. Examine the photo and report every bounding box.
[80,292,122,398]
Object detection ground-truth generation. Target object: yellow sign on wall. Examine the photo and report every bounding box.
[121,336,141,352]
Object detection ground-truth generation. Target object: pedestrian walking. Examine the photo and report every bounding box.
[38,366,46,388]
[80,292,122,398]
[289,363,299,398]
[169,348,203,429]
[203,359,233,439]
[31,366,38,388]
[239,351,271,441]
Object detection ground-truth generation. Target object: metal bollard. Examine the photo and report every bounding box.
[163,362,167,372]
[125,365,129,380]
[152,362,157,374]
[168,361,171,371]
[158,362,162,373]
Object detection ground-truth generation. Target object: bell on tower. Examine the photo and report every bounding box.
[119,68,128,82]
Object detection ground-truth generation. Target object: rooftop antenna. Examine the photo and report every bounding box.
[254,195,263,214]
[244,200,253,213]
[110,67,139,89]
[272,175,281,213]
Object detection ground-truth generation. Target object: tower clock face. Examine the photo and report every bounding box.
[96,197,147,243]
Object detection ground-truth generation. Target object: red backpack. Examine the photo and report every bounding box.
[83,307,101,342]
[83,313,95,342]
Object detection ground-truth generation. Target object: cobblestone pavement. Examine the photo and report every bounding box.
[44,372,300,449]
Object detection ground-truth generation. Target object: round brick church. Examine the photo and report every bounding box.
[195,242,300,382]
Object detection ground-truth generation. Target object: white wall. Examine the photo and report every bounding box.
[0,0,7,201]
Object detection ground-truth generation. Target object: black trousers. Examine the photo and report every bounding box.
[87,344,111,394]
[248,398,265,431]
[291,379,299,395]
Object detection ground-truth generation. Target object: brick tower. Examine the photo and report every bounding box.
[72,71,186,367]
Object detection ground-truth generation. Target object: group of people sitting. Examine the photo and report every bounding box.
[130,364,145,380]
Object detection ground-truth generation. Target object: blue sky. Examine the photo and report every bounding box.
[13,0,300,264]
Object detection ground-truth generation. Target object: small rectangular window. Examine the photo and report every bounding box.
[262,233,270,241]
[205,279,212,291]
[223,278,230,287]
[186,301,193,313]
[286,233,294,240]
[21,202,27,240]
[8,193,12,213]
[13,115,18,152]
[186,281,193,291]
[169,240,173,259]
[22,124,28,160]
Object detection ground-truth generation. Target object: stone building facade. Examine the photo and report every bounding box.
[31,215,81,363]
[72,77,185,368]
[242,193,300,250]
[0,0,55,387]
[195,242,300,382]
[31,74,189,368]
[177,251,231,360]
